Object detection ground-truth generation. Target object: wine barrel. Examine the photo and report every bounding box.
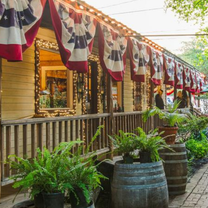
[159,143,188,195]
[111,161,169,208]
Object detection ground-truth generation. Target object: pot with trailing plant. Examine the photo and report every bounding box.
[143,100,188,144]
[111,128,170,208]
[9,140,82,208]
[108,130,138,164]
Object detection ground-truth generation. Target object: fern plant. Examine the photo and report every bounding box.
[9,140,83,200]
[143,100,188,127]
[135,127,172,162]
[108,130,138,163]
[63,125,108,206]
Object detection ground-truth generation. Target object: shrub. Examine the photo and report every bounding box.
[186,138,208,159]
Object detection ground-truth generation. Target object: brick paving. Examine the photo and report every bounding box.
[169,163,208,208]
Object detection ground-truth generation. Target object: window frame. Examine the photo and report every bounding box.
[35,38,77,117]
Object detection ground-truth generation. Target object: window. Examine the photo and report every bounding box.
[35,39,75,116]
[40,66,73,109]
[112,81,123,112]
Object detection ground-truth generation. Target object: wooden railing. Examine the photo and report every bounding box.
[0,111,164,185]
[0,113,111,185]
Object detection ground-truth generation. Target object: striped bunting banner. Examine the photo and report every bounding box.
[175,62,184,89]
[0,0,46,61]
[183,67,191,91]
[190,70,197,93]
[49,0,97,72]
[163,55,175,86]
[128,37,150,82]
[98,22,127,81]
[150,48,163,85]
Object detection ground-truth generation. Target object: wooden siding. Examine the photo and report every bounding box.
[123,60,133,112]
[2,47,35,120]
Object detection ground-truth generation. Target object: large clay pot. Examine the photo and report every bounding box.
[111,161,169,208]
[159,143,188,195]
[158,126,178,144]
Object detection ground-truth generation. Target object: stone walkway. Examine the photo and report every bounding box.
[169,163,208,208]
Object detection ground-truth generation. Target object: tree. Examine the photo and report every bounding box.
[165,0,208,23]
[178,39,208,75]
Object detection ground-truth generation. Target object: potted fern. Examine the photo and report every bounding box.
[64,126,107,208]
[134,127,172,163]
[108,130,138,164]
[9,140,82,208]
[143,100,188,144]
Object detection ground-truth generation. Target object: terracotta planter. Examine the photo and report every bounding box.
[158,127,178,145]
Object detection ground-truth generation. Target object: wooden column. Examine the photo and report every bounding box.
[107,75,114,159]
[0,58,2,198]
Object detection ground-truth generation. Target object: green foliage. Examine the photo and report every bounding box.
[9,126,107,205]
[143,100,188,127]
[165,0,208,23]
[186,137,208,159]
[134,128,172,162]
[63,126,108,204]
[9,140,82,199]
[108,130,138,156]
[178,114,208,141]
[177,39,208,75]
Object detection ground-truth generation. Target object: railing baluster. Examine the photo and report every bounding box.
[80,120,83,142]
[85,119,89,147]
[101,118,105,148]
[46,123,50,150]
[23,125,27,158]
[65,121,68,142]
[106,117,109,147]
[98,118,101,150]
[90,119,93,152]
[6,126,11,177]
[1,126,4,181]
[70,120,74,153]
[37,123,43,151]
[31,124,35,158]
[14,126,19,159]
[76,120,79,140]
[59,121,62,143]
[52,122,57,150]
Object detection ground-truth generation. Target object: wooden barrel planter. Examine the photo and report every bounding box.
[111,161,169,208]
[159,143,188,195]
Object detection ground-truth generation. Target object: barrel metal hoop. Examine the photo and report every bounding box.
[163,159,188,163]
[168,183,187,187]
[167,176,187,180]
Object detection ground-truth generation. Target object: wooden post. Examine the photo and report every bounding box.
[0,58,2,198]
[107,75,114,159]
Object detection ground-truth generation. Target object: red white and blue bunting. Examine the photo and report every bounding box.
[183,67,191,91]
[175,62,184,89]
[150,48,163,85]
[190,70,197,93]
[163,55,175,86]
[98,23,127,81]
[0,0,46,61]
[0,0,205,92]
[49,0,97,72]
[128,37,150,82]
